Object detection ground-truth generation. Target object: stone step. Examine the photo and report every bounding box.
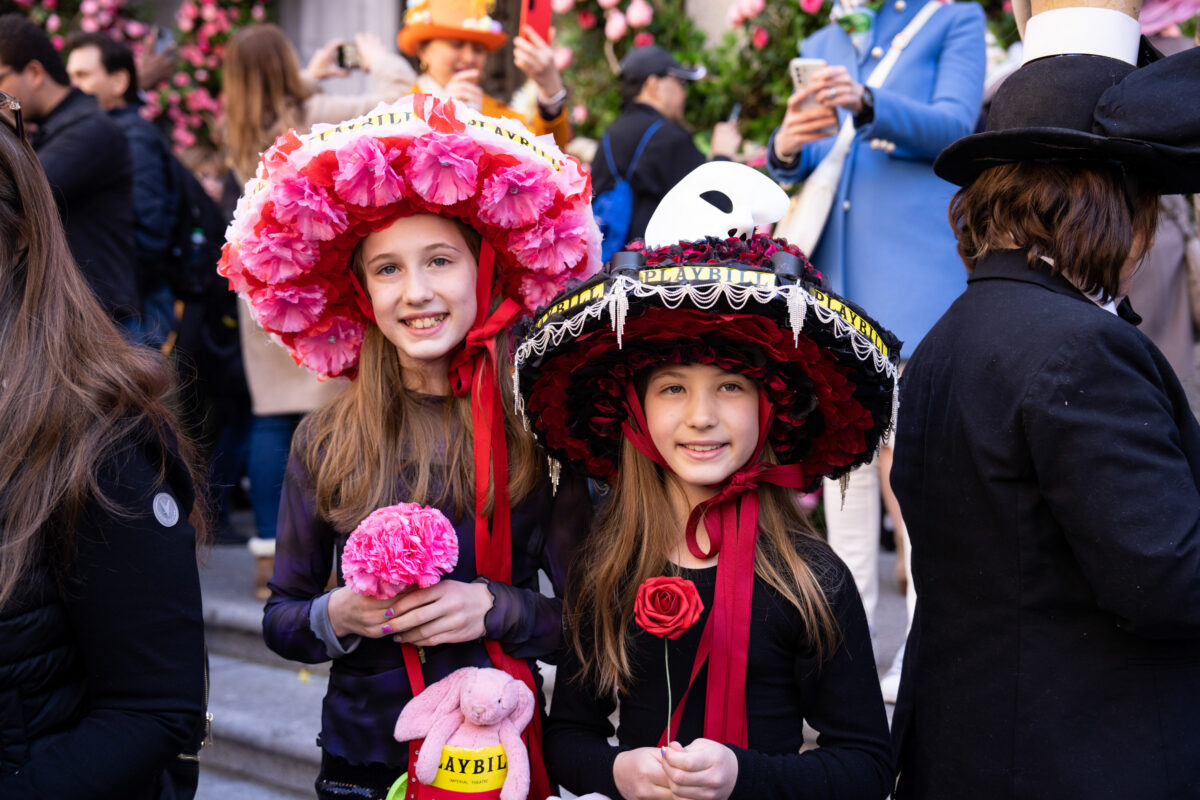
[201,542,330,676]
[201,653,326,797]
[197,763,309,800]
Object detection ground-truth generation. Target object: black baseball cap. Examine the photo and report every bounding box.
[618,45,706,83]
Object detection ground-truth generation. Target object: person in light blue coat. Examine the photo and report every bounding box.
[767,0,985,699]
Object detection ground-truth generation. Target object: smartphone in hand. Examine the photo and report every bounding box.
[789,57,838,135]
[336,43,361,71]
[521,0,552,43]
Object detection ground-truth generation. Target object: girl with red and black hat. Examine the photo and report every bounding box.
[219,93,601,799]
[516,162,898,800]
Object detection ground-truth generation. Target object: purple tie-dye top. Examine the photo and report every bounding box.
[262,433,593,768]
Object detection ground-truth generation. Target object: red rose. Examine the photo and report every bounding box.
[635,577,704,640]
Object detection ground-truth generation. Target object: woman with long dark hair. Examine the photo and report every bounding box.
[0,94,208,798]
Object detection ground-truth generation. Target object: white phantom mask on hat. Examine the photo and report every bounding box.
[642,161,791,249]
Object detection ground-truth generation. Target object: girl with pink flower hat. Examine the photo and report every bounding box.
[219,92,601,799]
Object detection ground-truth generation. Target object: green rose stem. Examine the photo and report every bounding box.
[664,639,673,743]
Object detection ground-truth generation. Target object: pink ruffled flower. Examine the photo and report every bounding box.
[478,164,556,229]
[334,137,407,207]
[571,104,588,125]
[551,0,575,12]
[800,0,823,13]
[604,9,627,41]
[727,5,745,26]
[251,282,329,333]
[577,9,597,28]
[238,229,320,285]
[341,503,460,599]
[294,316,365,378]
[744,0,766,16]
[598,0,620,8]
[633,31,655,47]
[626,0,654,28]
[752,26,770,49]
[509,211,591,298]
[406,135,482,206]
[270,178,349,242]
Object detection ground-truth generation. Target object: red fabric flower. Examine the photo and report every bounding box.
[635,577,704,640]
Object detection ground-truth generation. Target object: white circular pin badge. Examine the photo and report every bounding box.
[153,492,180,527]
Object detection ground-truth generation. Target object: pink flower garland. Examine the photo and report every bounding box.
[341,503,460,600]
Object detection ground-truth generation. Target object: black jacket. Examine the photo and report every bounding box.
[0,430,206,798]
[590,103,706,243]
[109,104,178,296]
[33,88,139,320]
[891,250,1200,798]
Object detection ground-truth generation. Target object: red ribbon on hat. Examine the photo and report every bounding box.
[622,383,807,747]
[438,240,551,800]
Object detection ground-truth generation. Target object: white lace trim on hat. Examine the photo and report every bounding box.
[513,275,899,420]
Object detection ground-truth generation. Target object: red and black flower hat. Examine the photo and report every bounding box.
[514,234,901,490]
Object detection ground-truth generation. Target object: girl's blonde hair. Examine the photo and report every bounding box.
[564,431,840,699]
[223,24,312,183]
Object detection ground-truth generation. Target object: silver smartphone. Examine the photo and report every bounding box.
[789,57,838,135]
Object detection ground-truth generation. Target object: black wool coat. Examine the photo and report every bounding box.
[890,249,1200,799]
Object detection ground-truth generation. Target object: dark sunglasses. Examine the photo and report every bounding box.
[0,89,24,142]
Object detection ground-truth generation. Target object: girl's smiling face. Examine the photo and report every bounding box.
[360,214,479,393]
[643,363,761,510]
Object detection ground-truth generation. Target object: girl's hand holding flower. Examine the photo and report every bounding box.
[387,579,494,646]
[331,502,461,640]
[662,740,739,800]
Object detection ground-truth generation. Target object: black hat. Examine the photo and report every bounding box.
[618,45,706,83]
[935,47,1200,193]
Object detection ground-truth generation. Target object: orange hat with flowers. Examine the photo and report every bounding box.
[398,0,508,56]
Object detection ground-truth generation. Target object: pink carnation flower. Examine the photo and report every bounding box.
[477,164,556,229]
[238,229,320,285]
[509,211,592,305]
[334,137,407,207]
[294,316,365,377]
[800,0,823,13]
[251,282,329,333]
[341,503,460,599]
[270,177,349,242]
[407,135,482,206]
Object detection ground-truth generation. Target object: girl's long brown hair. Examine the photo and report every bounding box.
[296,222,542,531]
[0,110,208,611]
[223,24,313,183]
[565,437,841,698]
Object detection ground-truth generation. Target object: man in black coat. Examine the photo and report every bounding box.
[591,45,742,247]
[0,14,138,324]
[890,24,1200,799]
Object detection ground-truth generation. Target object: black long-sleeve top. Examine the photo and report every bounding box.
[0,430,206,798]
[546,540,894,800]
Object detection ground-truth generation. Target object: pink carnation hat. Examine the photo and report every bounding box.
[219,92,601,601]
[219,92,601,381]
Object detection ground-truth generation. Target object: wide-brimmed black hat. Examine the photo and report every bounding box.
[935,46,1200,193]
[513,236,900,489]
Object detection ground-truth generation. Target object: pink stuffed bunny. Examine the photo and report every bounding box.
[394,667,535,800]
